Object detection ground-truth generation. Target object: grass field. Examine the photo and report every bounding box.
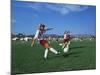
[11,40,96,74]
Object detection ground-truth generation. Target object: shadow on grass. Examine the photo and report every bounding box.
[48,51,82,60]
[62,51,82,57]
[69,46,88,50]
[62,46,88,57]
[47,46,87,60]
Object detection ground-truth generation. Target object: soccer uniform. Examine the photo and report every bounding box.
[63,34,70,43]
[33,29,59,59]
[34,30,48,47]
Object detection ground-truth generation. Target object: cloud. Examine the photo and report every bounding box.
[15,2,88,15]
[28,3,42,11]
[45,4,88,15]
[64,4,88,11]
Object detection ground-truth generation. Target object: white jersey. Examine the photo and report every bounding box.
[34,30,44,41]
[64,34,70,40]
[64,34,67,39]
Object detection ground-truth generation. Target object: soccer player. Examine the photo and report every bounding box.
[31,23,60,59]
[59,31,71,53]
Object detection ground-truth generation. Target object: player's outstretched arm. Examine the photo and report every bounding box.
[45,28,53,31]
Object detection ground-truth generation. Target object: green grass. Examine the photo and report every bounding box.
[11,40,96,74]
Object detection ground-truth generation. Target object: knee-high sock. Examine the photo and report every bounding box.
[66,44,69,49]
[49,48,58,54]
[68,41,70,45]
[44,48,48,59]
[62,42,67,49]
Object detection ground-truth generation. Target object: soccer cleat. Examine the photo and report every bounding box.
[63,47,69,53]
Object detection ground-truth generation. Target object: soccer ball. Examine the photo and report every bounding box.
[63,47,69,53]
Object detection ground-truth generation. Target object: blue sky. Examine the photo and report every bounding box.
[12,1,96,35]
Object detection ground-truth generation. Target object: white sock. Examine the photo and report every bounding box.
[44,48,48,59]
[68,41,70,45]
[64,47,69,53]
[62,44,65,49]
[67,44,69,49]
[62,42,68,49]
[49,48,58,54]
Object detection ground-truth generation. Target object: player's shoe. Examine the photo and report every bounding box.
[63,47,69,53]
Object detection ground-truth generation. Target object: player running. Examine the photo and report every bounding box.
[59,31,71,53]
[31,23,60,59]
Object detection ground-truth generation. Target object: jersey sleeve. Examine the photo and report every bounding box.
[34,30,39,40]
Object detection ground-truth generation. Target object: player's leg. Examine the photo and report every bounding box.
[67,40,71,49]
[44,43,58,54]
[62,42,67,49]
[40,40,59,59]
[63,40,71,53]
[60,39,66,49]
[68,41,70,45]
[48,40,50,44]
[40,40,49,59]
[59,40,65,48]
[44,48,49,59]
[63,39,71,48]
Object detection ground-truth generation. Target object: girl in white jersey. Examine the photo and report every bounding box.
[59,31,71,53]
[31,24,60,59]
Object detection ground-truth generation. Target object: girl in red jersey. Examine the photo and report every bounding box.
[31,23,60,59]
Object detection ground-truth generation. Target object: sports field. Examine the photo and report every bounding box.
[11,40,96,74]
